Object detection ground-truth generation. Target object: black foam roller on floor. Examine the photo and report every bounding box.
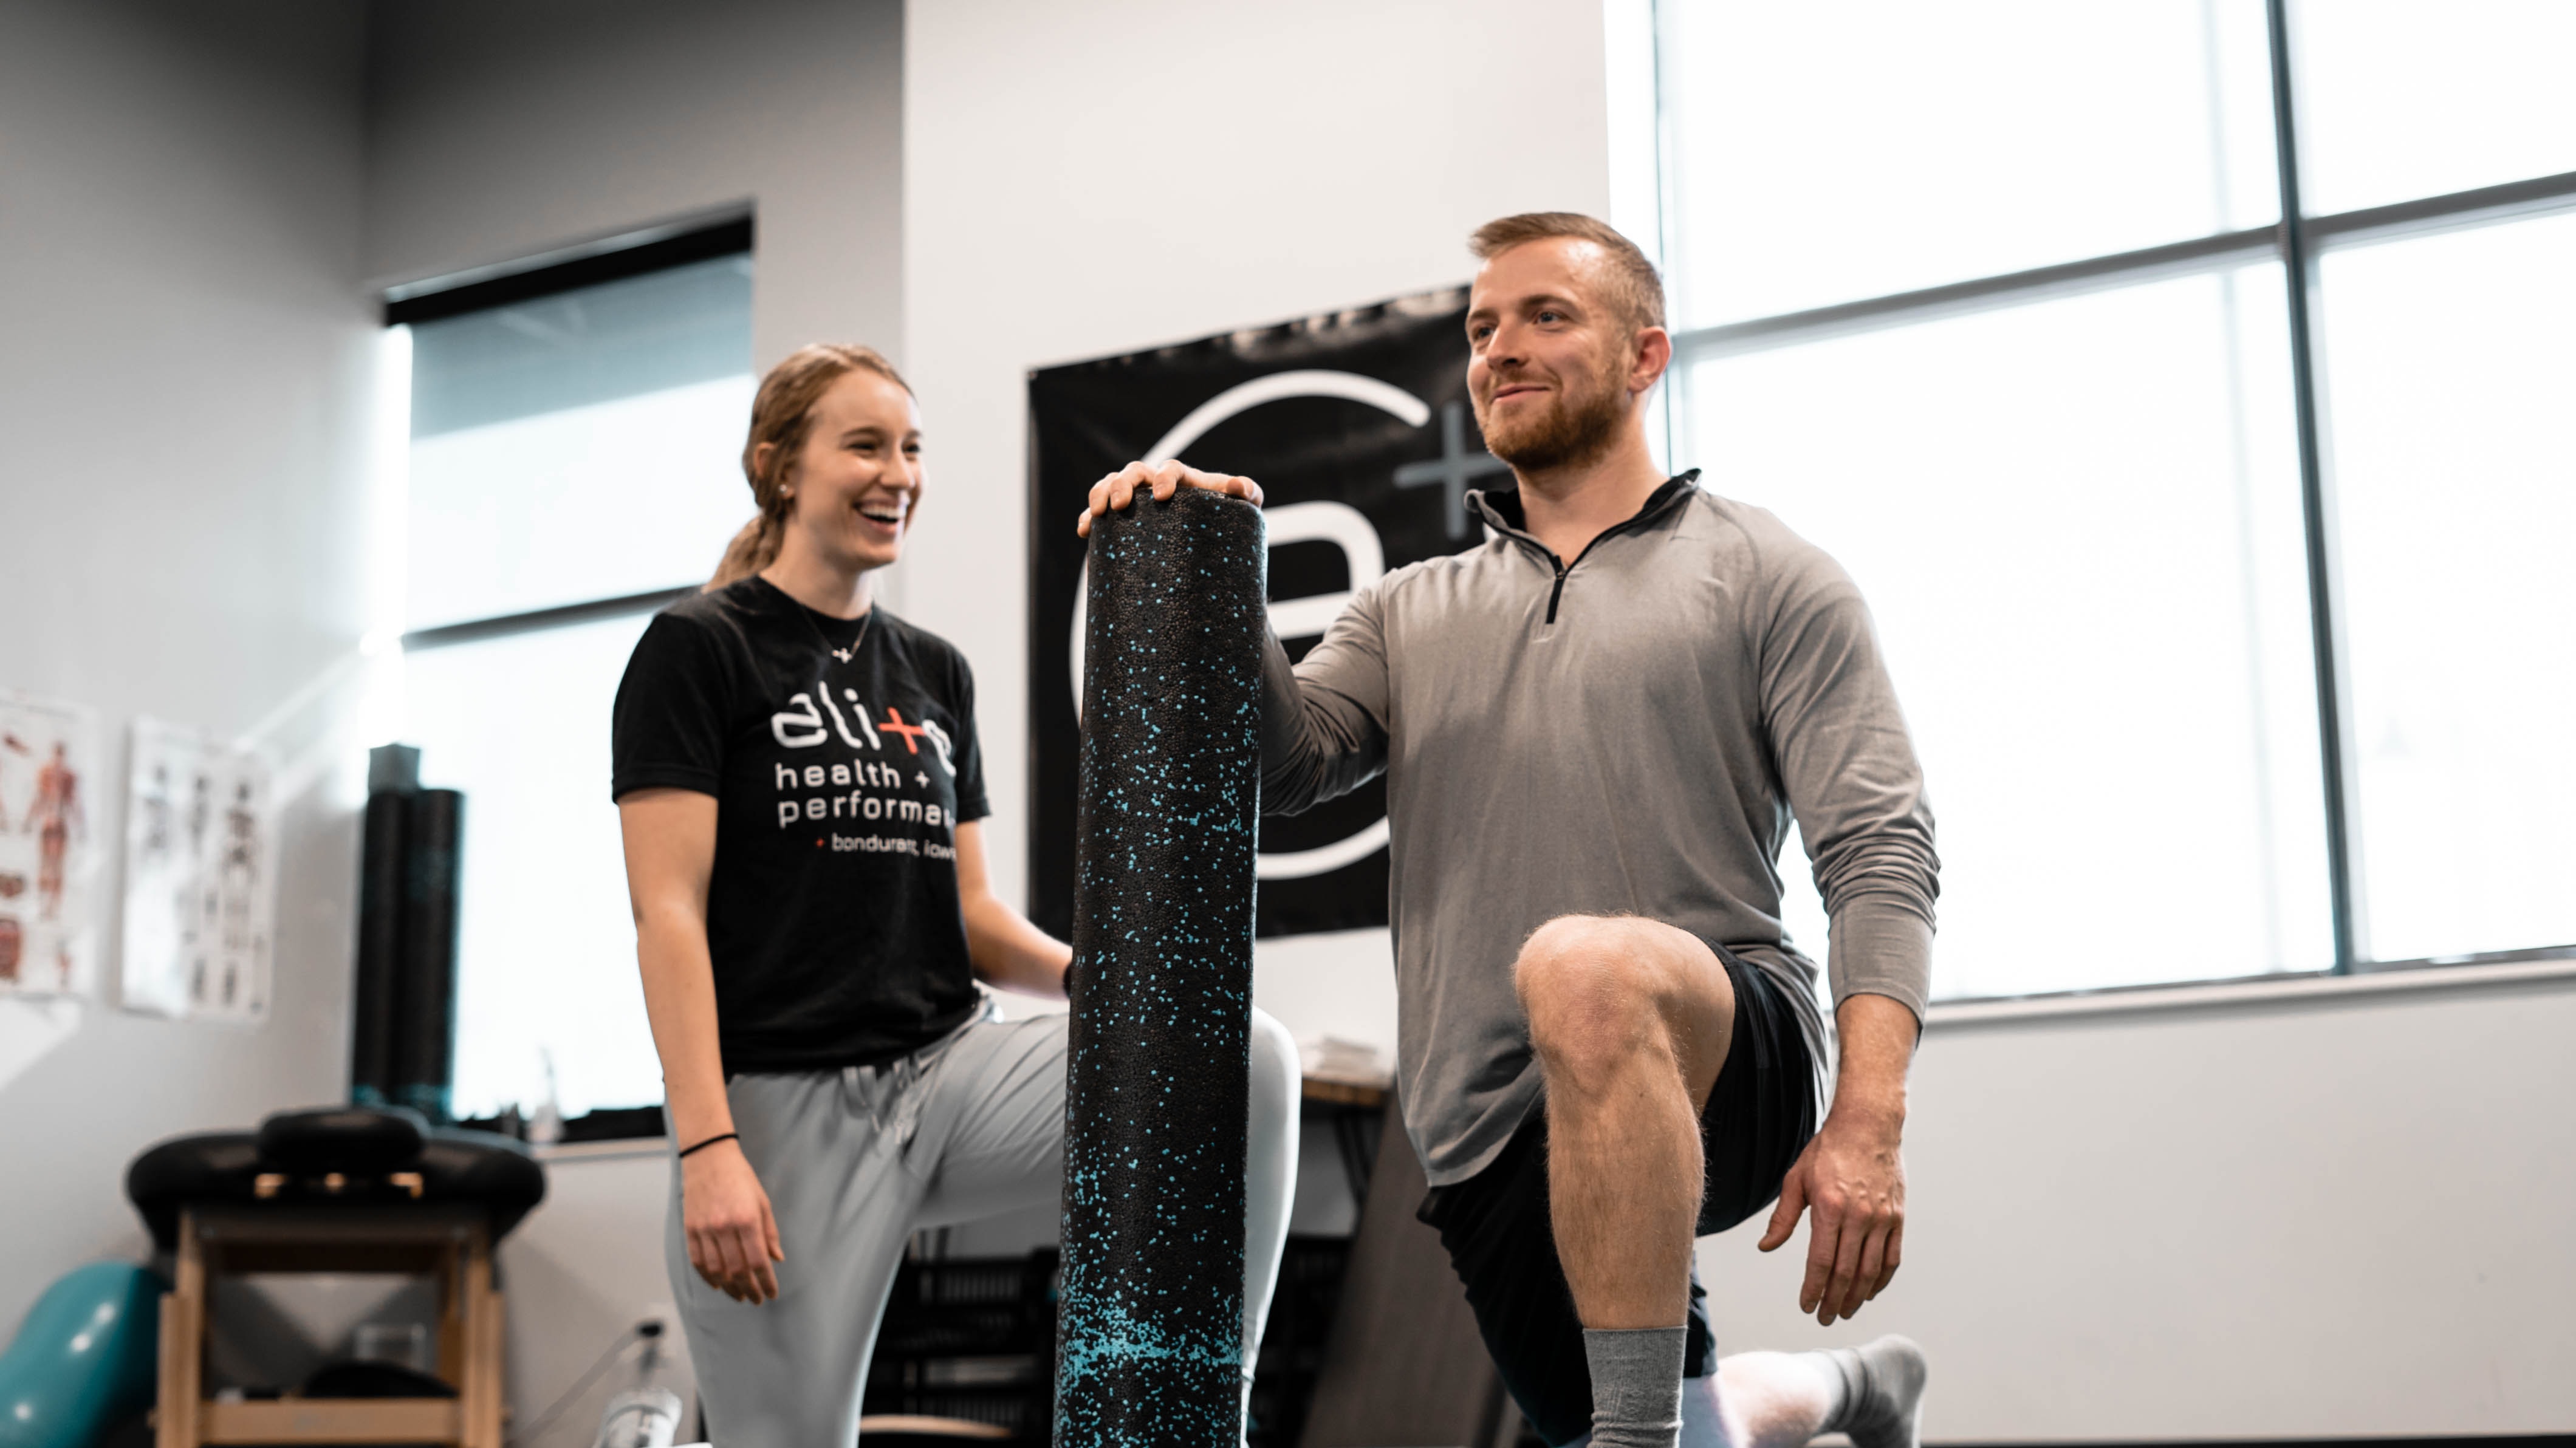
[1056,488,1267,1448]
[392,787,465,1122]
[349,790,410,1107]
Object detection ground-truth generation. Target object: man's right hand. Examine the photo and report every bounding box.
[1076,460,1264,538]
[681,1140,784,1303]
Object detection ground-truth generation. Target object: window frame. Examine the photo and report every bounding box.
[1637,0,2576,997]
[382,213,756,1140]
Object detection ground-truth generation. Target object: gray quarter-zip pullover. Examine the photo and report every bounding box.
[1260,473,1939,1186]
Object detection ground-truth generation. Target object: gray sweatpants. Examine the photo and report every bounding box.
[667,1004,1301,1448]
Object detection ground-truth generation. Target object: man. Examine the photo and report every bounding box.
[1081,214,1937,1448]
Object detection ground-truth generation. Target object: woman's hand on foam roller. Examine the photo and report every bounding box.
[682,1139,786,1304]
[1076,460,1263,538]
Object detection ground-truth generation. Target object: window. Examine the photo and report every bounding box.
[2317,214,2576,963]
[383,220,755,1121]
[1639,0,2576,997]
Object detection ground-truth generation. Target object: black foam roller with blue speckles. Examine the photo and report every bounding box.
[1055,487,1267,1448]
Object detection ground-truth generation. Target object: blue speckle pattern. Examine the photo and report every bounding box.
[1057,489,1267,1448]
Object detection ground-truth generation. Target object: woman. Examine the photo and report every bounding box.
[612,344,1298,1447]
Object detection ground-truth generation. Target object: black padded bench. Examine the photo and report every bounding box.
[126,1107,545,1447]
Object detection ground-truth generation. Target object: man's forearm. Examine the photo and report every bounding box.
[1826,992,1920,1129]
[1259,629,1388,816]
[1258,631,1335,814]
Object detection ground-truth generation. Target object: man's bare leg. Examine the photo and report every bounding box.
[1515,916,1735,1448]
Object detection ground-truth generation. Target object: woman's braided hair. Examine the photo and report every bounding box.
[707,343,913,589]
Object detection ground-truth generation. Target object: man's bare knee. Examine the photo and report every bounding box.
[1516,916,1685,1090]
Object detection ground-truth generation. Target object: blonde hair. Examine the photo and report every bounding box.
[1468,213,1666,338]
[708,343,914,589]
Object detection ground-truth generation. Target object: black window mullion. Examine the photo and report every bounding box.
[2263,0,2361,973]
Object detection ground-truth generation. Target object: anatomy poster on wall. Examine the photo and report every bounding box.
[120,717,275,1023]
[0,691,102,998]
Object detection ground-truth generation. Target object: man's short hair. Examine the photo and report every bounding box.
[1469,213,1666,337]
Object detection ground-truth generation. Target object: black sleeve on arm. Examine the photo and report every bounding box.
[611,613,733,802]
[945,649,992,822]
[1259,582,1394,816]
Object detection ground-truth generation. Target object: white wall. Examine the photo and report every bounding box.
[899,0,1609,1056]
[364,0,906,384]
[0,0,375,1333]
[1703,967,2576,1438]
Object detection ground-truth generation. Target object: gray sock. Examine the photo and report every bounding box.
[1582,1327,1687,1448]
[1810,1336,1928,1448]
[1804,1349,1850,1426]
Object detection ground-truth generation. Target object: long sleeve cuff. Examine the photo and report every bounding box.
[1826,896,1933,1023]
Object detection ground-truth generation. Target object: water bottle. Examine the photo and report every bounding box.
[589,1322,683,1448]
[592,1387,684,1448]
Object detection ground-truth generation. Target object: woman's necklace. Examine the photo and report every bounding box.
[790,595,874,666]
[762,569,875,667]
[824,609,872,664]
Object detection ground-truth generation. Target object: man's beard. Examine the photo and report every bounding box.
[1476,357,1629,474]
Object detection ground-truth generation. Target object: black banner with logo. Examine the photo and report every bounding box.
[1027,287,1506,940]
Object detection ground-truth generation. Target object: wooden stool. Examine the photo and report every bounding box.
[155,1204,505,1447]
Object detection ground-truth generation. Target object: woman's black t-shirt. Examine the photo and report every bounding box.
[610,577,990,1075]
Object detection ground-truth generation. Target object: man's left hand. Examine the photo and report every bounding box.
[1759,1107,1906,1326]
[1077,460,1262,538]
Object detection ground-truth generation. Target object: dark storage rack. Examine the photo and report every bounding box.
[860,1235,1357,1448]
[864,1250,1061,1438]
[1247,1235,1354,1448]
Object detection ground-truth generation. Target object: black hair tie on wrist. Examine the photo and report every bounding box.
[677,1131,739,1160]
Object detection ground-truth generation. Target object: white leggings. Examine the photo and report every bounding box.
[668,1005,1301,1448]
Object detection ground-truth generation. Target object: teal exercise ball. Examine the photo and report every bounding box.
[0,1262,161,1448]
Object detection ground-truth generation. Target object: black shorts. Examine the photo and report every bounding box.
[1415,942,1820,1448]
